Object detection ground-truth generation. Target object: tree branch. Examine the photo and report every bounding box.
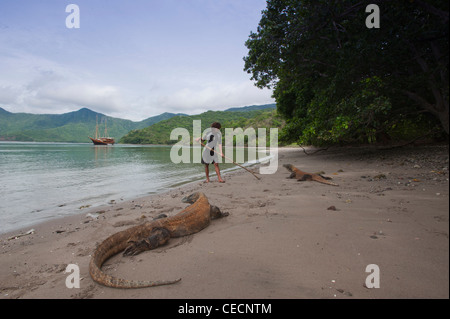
[414,0,449,24]
[299,145,332,155]
[401,89,436,115]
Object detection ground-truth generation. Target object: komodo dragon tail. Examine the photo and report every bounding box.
[89,226,181,288]
[311,175,339,186]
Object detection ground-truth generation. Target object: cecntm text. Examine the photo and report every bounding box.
[178,303,271,316]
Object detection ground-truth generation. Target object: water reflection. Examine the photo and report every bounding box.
[0,142,271,234]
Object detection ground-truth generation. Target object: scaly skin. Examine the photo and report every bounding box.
[283,164,338,186]
[89,192,228,288]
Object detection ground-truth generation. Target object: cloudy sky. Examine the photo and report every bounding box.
[0,0,274,121]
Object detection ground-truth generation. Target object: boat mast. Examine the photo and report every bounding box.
[95,115,99,139]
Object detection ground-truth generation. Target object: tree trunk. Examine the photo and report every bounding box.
[402,90,449,135]
[437,101,449,135]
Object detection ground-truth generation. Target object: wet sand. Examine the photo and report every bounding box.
[0,144,448,299]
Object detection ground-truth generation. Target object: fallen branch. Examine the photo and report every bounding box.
[299,145,332,155]
[378,131,437,150]
[7,229,35,241]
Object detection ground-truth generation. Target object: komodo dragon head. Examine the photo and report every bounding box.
[283,164,295,172]
[182,192,229,219]
[181,192,202,204]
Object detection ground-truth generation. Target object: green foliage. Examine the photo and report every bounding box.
[244,0,449,145]
[0,108,186,143]
[119,108,284,146]
[387,114,444,141]
[0,105,280,144]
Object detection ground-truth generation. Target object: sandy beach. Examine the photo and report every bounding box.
[0,144,448,299]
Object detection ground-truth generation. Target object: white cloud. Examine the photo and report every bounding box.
[33,83,125,113]
[0,0,275,121]
[0,85,20,105]
[0,50,274,120]
[153,81,274,115]
[0,48,126,115]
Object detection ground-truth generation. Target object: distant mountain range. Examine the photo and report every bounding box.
[120,104,280,145]
[0,104,276,143]
[224,104,276,112]
[0,107,187,143]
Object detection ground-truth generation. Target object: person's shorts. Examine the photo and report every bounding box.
[201,148,217,164]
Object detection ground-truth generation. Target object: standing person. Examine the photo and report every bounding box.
[195,122,225,183]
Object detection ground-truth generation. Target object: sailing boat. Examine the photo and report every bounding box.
[89,116,115,145]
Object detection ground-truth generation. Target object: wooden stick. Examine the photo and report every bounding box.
[7,229,35,241]
[199,141,261,180]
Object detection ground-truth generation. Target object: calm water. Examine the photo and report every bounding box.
[0,142,268,234]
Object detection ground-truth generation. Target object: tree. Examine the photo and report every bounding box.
[244,0,449,145]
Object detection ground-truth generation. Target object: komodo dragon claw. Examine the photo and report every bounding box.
[123,227,171,256]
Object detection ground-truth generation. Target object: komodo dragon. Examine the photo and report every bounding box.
[283,164,338,186]
[89,192,228,289]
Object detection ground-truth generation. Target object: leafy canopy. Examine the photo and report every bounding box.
[244,0,449,145]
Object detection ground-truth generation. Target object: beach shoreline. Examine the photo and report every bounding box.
[1,144,448,299]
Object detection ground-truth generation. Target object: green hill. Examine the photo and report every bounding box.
[0,104,279,144]
[120,106,283,145]
[225,103,276,112]
[0,107,185,143]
